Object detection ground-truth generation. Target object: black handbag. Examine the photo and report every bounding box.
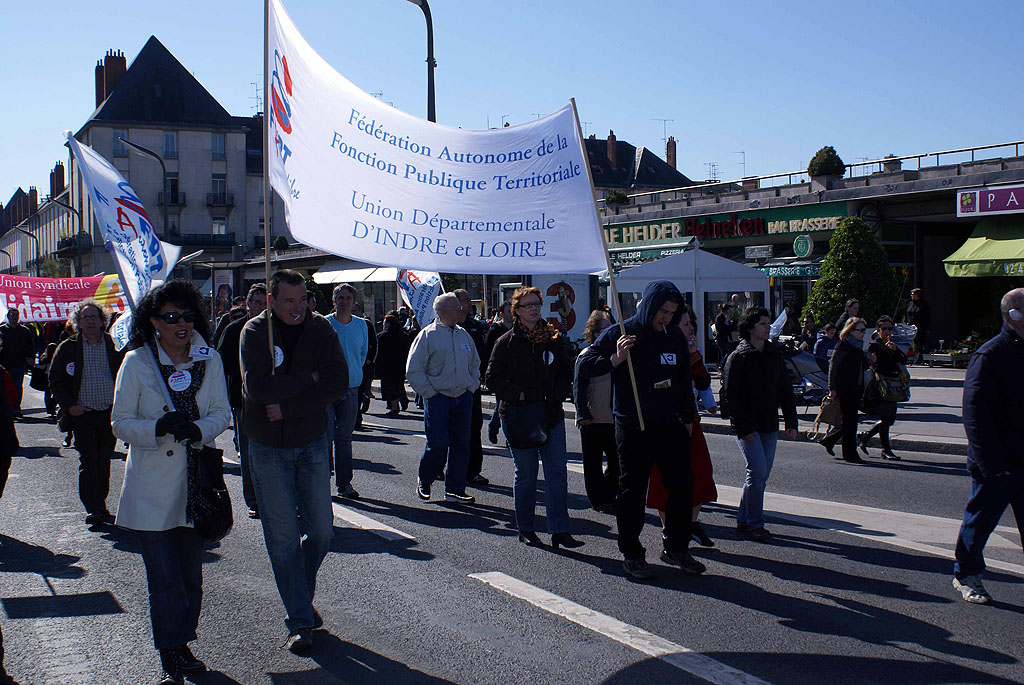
[875,371,909,403]
[192,446,233,543]
[29,364,48,392]
[503,401,549,448]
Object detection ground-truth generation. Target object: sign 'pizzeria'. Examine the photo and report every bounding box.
[604,203,847,247]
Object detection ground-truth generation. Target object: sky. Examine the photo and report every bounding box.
[2,0,1022,204]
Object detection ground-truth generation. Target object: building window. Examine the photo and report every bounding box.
[212,219,227,235]
[163,131,178,159]
[211,173,226,200]
[211,132,226,160]
[113,130,129,157]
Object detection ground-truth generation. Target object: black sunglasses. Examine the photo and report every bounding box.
[157,311,197,324]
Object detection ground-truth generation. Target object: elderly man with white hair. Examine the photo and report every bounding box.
[953,287,1024,604]
[406,292,481,504]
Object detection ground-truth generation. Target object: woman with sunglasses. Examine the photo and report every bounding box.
[111,280,231,684]
[819,317,868,464]
[859,315,906,460]
[486,286,581,549]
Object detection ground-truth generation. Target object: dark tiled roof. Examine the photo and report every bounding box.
[88,36,235,128]
[584,138,694,189]
[232,115,264,174]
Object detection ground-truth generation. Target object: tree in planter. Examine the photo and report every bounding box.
[304,276,326,314]
[272,235,290,251]
[803,217,898,327]
[807,145,846,178]
[604,189,629,206]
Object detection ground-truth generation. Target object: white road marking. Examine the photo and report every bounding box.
[567,461,1024,577]
[470,571,770,685]
[331,501,416,542]
[222,453,415,542]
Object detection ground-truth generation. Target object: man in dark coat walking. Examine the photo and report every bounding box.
[952,288,1024,604]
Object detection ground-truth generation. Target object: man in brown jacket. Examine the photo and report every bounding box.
[240,269,347,653]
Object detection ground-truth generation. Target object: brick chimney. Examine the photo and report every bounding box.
[50,161,66,198]
[666,136,677,169]
[607,130,617,169]
[28,187,38,213]
[103,50,127,100]
[95,60,105,107]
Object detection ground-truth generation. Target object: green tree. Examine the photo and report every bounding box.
[272,235,290,251]
[605,189,629,206]
[803,217,898,327]
[304,276,327,313]
[807,145,846,177]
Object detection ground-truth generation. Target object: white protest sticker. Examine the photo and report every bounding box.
[660,353,677,365]
[273,346,285,367]
[168,370,192,392]
[544,350,555,365]
[65,362,75,376]
[191,345,215,360]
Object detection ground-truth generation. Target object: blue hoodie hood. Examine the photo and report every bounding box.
[633,280,684,331]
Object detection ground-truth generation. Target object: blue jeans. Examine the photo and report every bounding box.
[233,408,256,510]
[249,433,334,632]
[954,471,1024,579]
[135,527,205,650]
[736,431,778,529]
[329,387,359,490]
[508,421,570,534]
[418,392,471,493]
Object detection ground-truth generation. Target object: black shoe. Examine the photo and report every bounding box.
[857,433,870,455]
[444,491,475,504]
[623,557,657,581]
[660,549,706,575]
[595,502,618,515]
[551,532,584,550]
[285,627,313,653]
[386,408,400,416]
[488,422,500,444]
[881,450,901,461]
[736,521,749,533]
[690,521,715,548]
[416,479,431,501]
[740,526,771,542]
[337,483,359,499]
[467,474,490,487]
[62,434,73,447]
[518,531,546,547]
[85,512,104,526]
[159,645,205,682]
[844,456,865,464]
[174,645,206,673]
[248,508,260,519]
[820,441,836,457]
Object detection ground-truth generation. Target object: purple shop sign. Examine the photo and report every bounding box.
[958,184,1024,217]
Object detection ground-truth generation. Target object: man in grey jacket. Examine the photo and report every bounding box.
[406,292,480,504]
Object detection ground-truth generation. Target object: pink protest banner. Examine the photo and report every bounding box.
[0,274,128,323]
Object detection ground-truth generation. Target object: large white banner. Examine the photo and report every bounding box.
[267,0,606,275]
[65,132,179,307]
[397,269,441,325]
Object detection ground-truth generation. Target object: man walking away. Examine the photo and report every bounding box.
[406,293,480,504]
[0,309,36,417]
[49,300,123,527]
[327,284,368,498]
[240,269,348,652]
[582,281,704,581]
[953,288,1024,604]
[455,289,490,486]
[216,283,267,518]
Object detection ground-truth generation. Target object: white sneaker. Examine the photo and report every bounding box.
[953,575,992,604]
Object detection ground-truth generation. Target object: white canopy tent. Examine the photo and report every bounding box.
[613,246,770,354]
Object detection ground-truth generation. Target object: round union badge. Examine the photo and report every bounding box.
[273,346,285,367]
[168,370,192,392]
[66,362,75,376]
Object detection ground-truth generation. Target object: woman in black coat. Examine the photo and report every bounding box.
[859,315,907,460]
[820,317,867,463]
[375,313,412,414]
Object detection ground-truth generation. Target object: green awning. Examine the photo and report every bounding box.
[944,216,1024,278]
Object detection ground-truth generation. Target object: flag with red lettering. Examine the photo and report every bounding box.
[65,132,179,308]
[397,269,441,325]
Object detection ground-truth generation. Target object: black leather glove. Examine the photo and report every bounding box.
[173,422,203,445]
[155,411,188,437]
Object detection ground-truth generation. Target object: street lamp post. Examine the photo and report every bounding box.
[13,226,41,277]
[403,0,436,123]
[119,137,169,238]
[47,197,85,276]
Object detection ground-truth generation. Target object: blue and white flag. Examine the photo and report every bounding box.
[397,269,441,325]
[65,132,179,311]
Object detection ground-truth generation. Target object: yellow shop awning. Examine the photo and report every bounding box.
[944,216,1024,278]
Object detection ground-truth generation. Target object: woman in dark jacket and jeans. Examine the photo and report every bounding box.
[859,315,906,460]
[820,317,868,463]
[486,286,581,550]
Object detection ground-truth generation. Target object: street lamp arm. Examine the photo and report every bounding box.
[119,137,169,237]
[13,227,41,277]
[403,0,436,123]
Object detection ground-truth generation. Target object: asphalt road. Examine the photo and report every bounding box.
[1,386,1021,685]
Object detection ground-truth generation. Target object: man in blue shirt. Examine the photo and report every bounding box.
[328,284,368,498]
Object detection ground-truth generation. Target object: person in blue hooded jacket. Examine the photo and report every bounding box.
[582,280,704,581]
